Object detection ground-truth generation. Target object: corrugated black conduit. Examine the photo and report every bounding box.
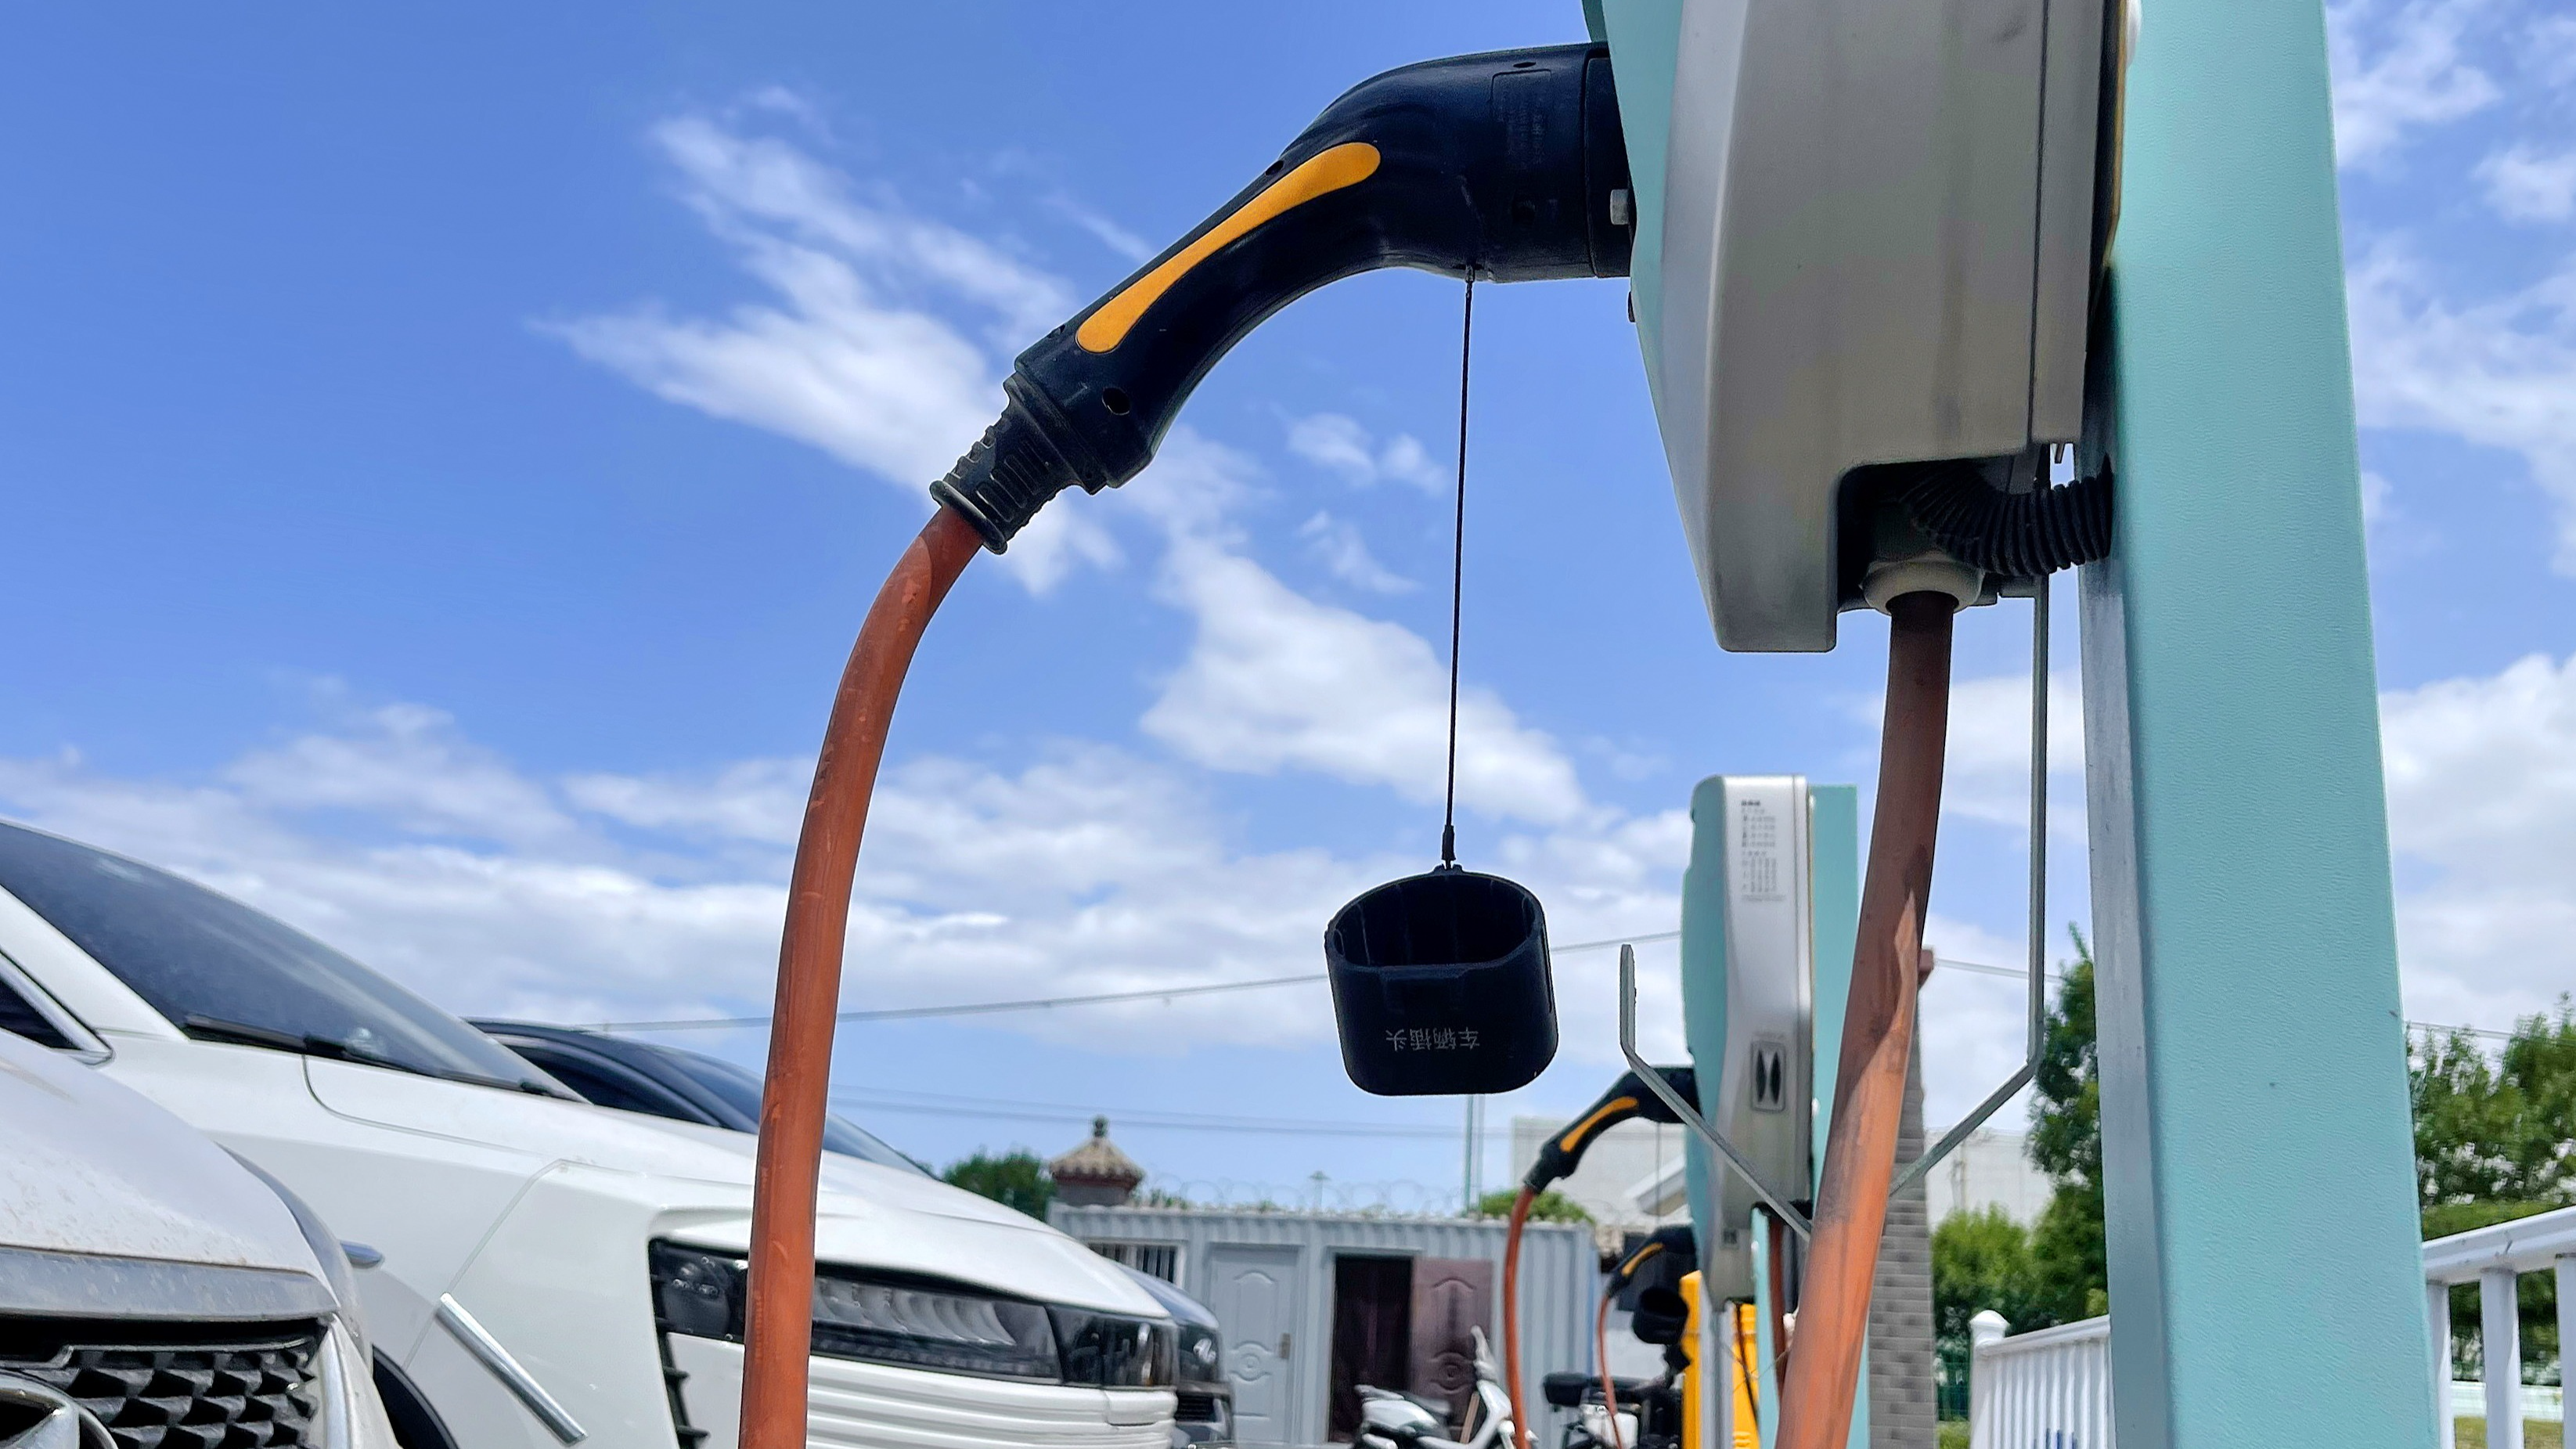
[1899,460,2115,578]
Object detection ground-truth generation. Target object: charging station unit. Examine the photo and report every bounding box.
[1677,777,1862,1447]
[1598,0,2437,1441]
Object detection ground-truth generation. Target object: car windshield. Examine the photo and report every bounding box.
[654,1044,925,1174]
[0,821,556,1093]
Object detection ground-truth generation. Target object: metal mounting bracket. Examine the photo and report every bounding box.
[1618,945,1814,1240]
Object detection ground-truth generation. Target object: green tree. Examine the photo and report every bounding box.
[1475,1188,1591,1223]
[2411,1004,2576,1380]
[1931,1206,2039,1346]
[2025,926,2108,1325]
[942,1148,1055,1219]
[2415,1006,2576,1224]
[1929,924,2104,1379]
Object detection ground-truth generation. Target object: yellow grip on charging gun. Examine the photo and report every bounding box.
[1558,1095,1641,1153]
[1075,142,1382,353]
[1616,1239,1666,1282]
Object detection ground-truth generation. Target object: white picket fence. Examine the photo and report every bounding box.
[1967,1310,2114,1449]
[1961,1203,2576,1447]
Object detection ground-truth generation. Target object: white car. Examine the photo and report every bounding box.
[0,821,1177,1449]
[0,1022,397,1449]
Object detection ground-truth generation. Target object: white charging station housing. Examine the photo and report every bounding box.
[1652,0,2117,651]
[1700,774,1814,1297]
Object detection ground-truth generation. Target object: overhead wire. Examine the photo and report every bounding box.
[579,930,1680,1033]
[826,1083,1467,1139]
[1935,955,2515,1041]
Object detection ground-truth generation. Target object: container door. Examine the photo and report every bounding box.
[1408,1257,1495,1413]
[1205,1244,1302,1445]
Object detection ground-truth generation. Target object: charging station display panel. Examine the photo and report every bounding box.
[1678,774,1814,1299]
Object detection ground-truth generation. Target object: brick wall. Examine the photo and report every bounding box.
[1869,1006,1937,1447]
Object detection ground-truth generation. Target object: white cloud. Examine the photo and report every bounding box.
[549,235,993,481]
[563,759,809,848]
[0,746,784,1029]
[1916,912,2050,1130]
[1046,195,1155,263]
[2347,244,2576,568]
[1286,413,1449,493]
[2327,0,2500,168]
[1938,669,2086,831]
[1143,538,1590,827]
[653,116,1072,339]
[1850,667,2084,836]
[740,86,835,142]
[1298,512,1415,594]
[2362,469,2396,526]
[2524,13,2576,85]
[0,696,1697,1065]
[2478,144,2576,222]
[2381,651,2576,1028]
[227,701,575,846]
[546,114,1115,595]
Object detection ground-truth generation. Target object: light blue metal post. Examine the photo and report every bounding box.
[1800,786,1861,1448]
[1804,787,1861,1202]
[2081,0,2437,1442]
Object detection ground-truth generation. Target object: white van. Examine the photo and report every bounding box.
[0,820,1176,1449]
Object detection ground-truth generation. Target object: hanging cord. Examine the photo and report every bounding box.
[1439,276,1474,868]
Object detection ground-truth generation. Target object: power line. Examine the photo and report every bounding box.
[1937,956,2517,1043]
[829,1083,1462,1140]
[1933,955,2066,983]
[582,929,1680,1033]
[594,975,1324,1033]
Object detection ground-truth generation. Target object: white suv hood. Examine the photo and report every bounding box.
[304,1057,1159,1316]
[0,1028,315,1274]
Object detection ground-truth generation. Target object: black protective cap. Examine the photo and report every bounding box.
[1325,867,1556,1096]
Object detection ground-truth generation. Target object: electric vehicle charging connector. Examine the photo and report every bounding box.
[932,43,1633,553]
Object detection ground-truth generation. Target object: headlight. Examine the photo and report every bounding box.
[1049,1307,1176,1389]
[650,1241,746,1341]
[650,1242,1173,1387]
[1176,1324,1222,1386]
[812,1274,1059,1381]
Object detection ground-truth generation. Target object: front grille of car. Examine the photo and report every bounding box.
[1173,1392,1223,1423]
[0,1321,322,1449]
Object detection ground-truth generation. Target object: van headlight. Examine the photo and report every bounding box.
[1176,1324,1222,1386]
[649,1242,1174,1387]
[1049,1306,1176,1389]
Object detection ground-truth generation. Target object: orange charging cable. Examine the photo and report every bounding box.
[1501,1185,1535,1449]
[740,509,983,1449]
[1774,591,1955,1447]
[1594,1285,1624,1449]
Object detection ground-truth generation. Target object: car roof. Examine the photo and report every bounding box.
[470,1019,754,1130]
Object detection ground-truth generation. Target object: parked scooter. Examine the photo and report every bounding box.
[1542,1372,1680,1449]
[1353,1327,1515,1449]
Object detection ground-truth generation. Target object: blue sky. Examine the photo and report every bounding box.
[2,1,2571,1207]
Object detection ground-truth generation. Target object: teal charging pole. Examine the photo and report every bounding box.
[2081,0,2437,1442]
